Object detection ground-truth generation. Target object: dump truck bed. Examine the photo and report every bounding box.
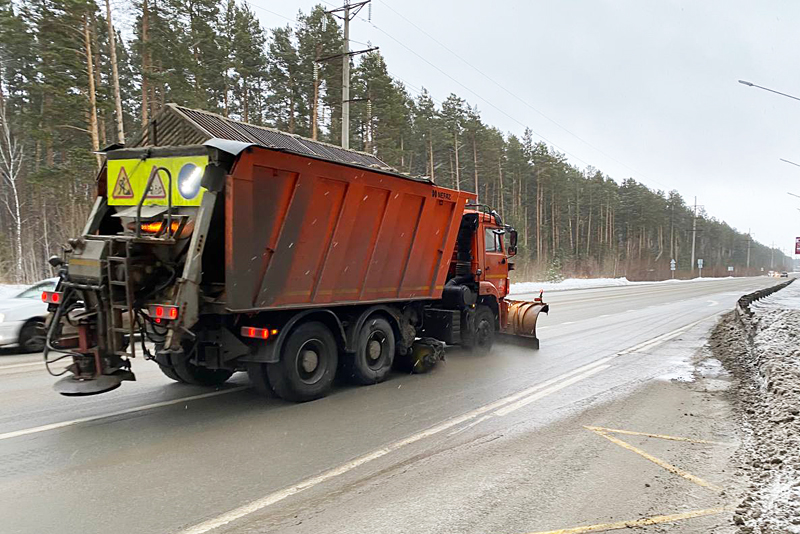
[224,146,476,311]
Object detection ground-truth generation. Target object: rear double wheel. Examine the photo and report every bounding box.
[345,316,395,385]
[266,321,338,402]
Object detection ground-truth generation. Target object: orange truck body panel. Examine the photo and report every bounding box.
[225,147,476,311]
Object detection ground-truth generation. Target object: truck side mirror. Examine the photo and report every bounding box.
[508,229,518,257]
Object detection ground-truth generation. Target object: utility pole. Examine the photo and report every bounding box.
[690,197,698,275]
[324,1,373,150]
[746,229,751,270]
[770,242,774,270]
[341,3,350,149]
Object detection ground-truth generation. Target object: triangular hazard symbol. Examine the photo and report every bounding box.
[145,166,167,199]
[113,167,134,199]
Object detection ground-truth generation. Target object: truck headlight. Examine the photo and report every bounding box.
[177,163,203,200]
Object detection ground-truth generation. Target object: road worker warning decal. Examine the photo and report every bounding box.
[106,154,209,206]
[144,167,167,198]
[112,167,134,199]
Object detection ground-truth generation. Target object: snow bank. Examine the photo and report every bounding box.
[712,281,800,533]
[509,275,737,295]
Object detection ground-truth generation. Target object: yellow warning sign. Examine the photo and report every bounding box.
[144,166,167,199]
[113,167,134,198]
[106,155,209,206]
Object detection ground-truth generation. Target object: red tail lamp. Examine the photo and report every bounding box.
[149,304,179,322]
[42,291,62,304]
[241,327,279,340]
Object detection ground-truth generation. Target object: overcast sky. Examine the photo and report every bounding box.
[249,0,800,257]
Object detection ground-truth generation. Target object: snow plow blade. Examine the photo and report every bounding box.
[499,298,549,350]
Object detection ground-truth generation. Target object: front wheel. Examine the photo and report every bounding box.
[463,305,496,353]
[267,321,338,402]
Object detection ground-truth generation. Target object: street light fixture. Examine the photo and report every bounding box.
[739,80,800,102]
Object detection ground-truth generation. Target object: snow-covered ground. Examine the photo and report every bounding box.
[712,280,800,533]
[510,275,738,295]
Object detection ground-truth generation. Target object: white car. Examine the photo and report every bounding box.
[0,279,58,352]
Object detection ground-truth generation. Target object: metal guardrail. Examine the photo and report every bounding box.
[736,278,795,316]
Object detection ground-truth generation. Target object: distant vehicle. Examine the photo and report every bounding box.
[0,279,58,352]
[780,272,789,278]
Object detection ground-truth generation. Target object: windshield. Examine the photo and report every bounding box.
[15,280,57,299]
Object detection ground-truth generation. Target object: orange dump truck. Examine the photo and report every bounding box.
[43,108,548,401]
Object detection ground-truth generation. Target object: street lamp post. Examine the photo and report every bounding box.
[739,80,800,101]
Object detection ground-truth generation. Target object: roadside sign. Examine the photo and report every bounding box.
[795,237,800,255]
[670,259,676,271]
[728,266,734,272]
[697,259,703,268]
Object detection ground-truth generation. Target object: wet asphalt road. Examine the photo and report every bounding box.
[0,277,783,534]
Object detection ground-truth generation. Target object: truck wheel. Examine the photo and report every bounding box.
[172,355,234,386]
[246,362,277,397]
[463,305,495,353]
[19,319,46,353]
[346,317,395,385]
[157,362,185,383]
[267,321,338,402]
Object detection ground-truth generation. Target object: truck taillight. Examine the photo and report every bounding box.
[149,304,179,322]
[137,221,181,234]
[42,291,62,304]
[241,326,279,340]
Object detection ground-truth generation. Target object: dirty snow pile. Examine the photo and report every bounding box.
[711,281,800,533]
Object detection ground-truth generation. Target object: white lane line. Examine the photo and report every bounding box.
[626,309,637,312]
[0,361,43,371]
[179,357,615,534]
[598,314,609,318]
[0,386,248,442]
[708,300,719,307]
[616,315,715,356]
[494,365,611,417]
[561,321,575,325]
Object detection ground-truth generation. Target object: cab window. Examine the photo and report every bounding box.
[484,228,503,253]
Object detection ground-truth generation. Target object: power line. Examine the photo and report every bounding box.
[376,0,661,187]
[368,21,591,166]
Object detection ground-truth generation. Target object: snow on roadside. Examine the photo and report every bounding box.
[510,275,737,295]
[0,284,27,299]
[711,281,800,533]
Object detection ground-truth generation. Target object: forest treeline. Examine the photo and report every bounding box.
[0,0,789,283]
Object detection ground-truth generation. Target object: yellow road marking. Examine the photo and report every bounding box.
[521,506,730,534]
[587,428,722,492]
[584,425,732,446]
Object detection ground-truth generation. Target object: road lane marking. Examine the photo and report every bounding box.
[0,361,43,372]
[494,365,611,417]
[587,428,722,492]
[561,321,574,325]
[615,314,715,356]
[179,358,615,534]
[0,386,248,442]
[708,300,719,307]
[584,425,733,446]
[520,506,731,534]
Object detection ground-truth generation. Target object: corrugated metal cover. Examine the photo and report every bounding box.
[133,104,399,173]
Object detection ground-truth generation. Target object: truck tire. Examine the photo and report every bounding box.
[463,305,495,353]
[172,355,234,386]
[246,362,277,397]
[267,321,338,402]
[345,317,395,385]
[157,362,185,383]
